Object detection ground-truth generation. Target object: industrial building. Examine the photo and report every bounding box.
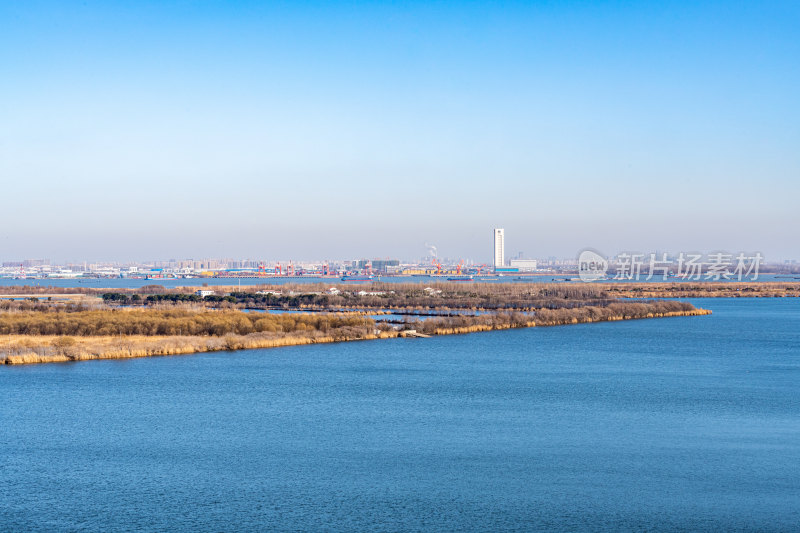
[509,259,537,272]
[358,259,400,273]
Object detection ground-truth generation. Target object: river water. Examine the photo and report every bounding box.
[1,298,798,531]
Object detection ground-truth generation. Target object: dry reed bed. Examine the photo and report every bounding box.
[0,308,373,336]
[0,331,392,365]
[1,303,710,365]
[601,282,800,298]
[2,280,799,299]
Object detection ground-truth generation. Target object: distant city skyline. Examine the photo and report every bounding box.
[2,247,797,269]
[1,1,798,261]
[0,226,798,265]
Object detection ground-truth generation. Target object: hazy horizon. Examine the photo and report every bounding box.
[2,1,798,262]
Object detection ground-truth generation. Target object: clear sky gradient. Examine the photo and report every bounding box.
[1,1,798,262]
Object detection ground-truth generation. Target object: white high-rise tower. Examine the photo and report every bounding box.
[493,228,505,269]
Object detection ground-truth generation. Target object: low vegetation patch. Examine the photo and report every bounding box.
[1,288,711,365]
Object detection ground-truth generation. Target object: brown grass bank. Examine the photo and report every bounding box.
[1,301,709,365]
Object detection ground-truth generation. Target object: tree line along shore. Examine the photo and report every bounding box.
[0,281,798,301]
[0,283,714,365]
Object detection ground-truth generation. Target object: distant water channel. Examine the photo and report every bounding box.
[0,274,794,289]
[1,298,798,531]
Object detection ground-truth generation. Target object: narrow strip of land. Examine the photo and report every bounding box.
[1,286,710,365]
[0,281,798,301]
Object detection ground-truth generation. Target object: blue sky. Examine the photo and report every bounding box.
[1,1,798,262]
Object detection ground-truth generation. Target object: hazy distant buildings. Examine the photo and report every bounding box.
[354,259,400,272]
[371,259,400,272]
[509,259,537,272]
[2,259,49,268]
[493,228,505,269]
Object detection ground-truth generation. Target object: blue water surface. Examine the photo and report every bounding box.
[1,298,798,531]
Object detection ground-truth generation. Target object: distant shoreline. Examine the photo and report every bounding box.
[0,281,798,301]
